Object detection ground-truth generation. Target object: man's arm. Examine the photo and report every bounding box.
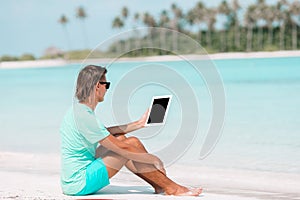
[107,121,142,136]
[107,109,149,136]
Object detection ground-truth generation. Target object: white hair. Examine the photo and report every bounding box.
[75,65,107,102]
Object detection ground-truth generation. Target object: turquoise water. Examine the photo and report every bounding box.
[0,57,300,174]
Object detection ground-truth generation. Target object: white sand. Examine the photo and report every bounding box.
[1,50,300,69]
[1,152,299,200]
[0,59,67,69]
[207,50,300,60]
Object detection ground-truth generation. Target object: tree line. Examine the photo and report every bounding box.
[109,0,300,56]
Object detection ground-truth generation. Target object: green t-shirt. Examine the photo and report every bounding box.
[60,102,110,195]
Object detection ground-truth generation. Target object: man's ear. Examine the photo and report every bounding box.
[96,82,101,89]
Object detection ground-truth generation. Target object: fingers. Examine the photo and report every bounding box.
[160,167,167,175]
[144,108,150,116]
[138,109,150,128]
[154,159,166,175]
[157,166,166,175]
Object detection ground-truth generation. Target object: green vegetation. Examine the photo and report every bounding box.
[1,53,35,62]
[55,0,300,59]
[107,0,300,57]
[19,54,36,61]
[1,55,19,62]
[53,0,300,60]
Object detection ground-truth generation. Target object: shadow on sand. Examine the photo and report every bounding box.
[98,184,154,195]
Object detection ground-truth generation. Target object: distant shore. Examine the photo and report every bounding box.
[1,50,300,69]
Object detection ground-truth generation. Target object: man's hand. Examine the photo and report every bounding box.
[136,109,150,129]
[153,156,166,175]
[107,109,149,135]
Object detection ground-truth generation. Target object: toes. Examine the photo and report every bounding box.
[177,190,198,196]
[194,187,203,194]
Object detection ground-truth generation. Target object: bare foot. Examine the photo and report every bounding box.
[177,187,202,196]
[165,186,202,196]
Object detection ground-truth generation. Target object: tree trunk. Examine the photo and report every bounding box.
[63,26,71,51]
[220,30,226,52]
[268,26,273,46]
[206,29,212,48]
[292,23,297,50]
[172,31,178,52]
[235,23,240,48]
[258,27,263,50]
[125,38,130,53]
[148,31,152,54]
[225,31,227,51]
[198,26,202,45]
[134,29,140,56]
[160,29,167,54]
[247,23,253,52]
[280,23,285,50]
[81,21,89,49]
[117,41,122,54]
[171,19,178,52]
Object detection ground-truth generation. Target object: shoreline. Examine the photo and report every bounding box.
[0,151,299,200]
[1,50,300,69]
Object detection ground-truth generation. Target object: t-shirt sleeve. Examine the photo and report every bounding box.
[73,105,110,144]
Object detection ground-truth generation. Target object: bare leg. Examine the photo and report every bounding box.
[122,137,164,194]
[125,160,164,194]
[97,136,202,196]
[96,136,163,193]
[120,137,202,195]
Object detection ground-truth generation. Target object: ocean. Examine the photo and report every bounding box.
[0,56,299,175]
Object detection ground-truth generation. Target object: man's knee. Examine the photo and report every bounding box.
[125,136,142,146]
[122,136,146,151]
[116,135,127,141]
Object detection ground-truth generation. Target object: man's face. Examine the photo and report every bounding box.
[97,76,108,102]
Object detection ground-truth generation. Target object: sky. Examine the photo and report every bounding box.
[0,0,282,58]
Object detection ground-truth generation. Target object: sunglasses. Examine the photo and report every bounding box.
[99,81,110,89]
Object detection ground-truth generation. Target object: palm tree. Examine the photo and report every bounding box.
[171,3,183,31]
[158,10,170,50]
[143,12,156,27]
[264,5,276,47]
[134,13,140,25]
[245,5,257,51]
[186,9,195,28]
[187,2,206,44]
[218,0,231,51]
[276,0,289,50]
[133,13,141,51]
[112,16,124,29]
[58,15,71,51]
[112,17,124,53]
[121,6,130,52]
[170,3,183,51]
[76,6,89,49]
[231,0,241,49]
[289,1,300,50]
[121,6,129,20]
[159,10,170,28]
[204,8,217,49]
[112,16,125,31]
[255,0,267,50]
[143,12,157,54]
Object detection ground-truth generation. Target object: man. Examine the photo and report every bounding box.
[60,65,202,196]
